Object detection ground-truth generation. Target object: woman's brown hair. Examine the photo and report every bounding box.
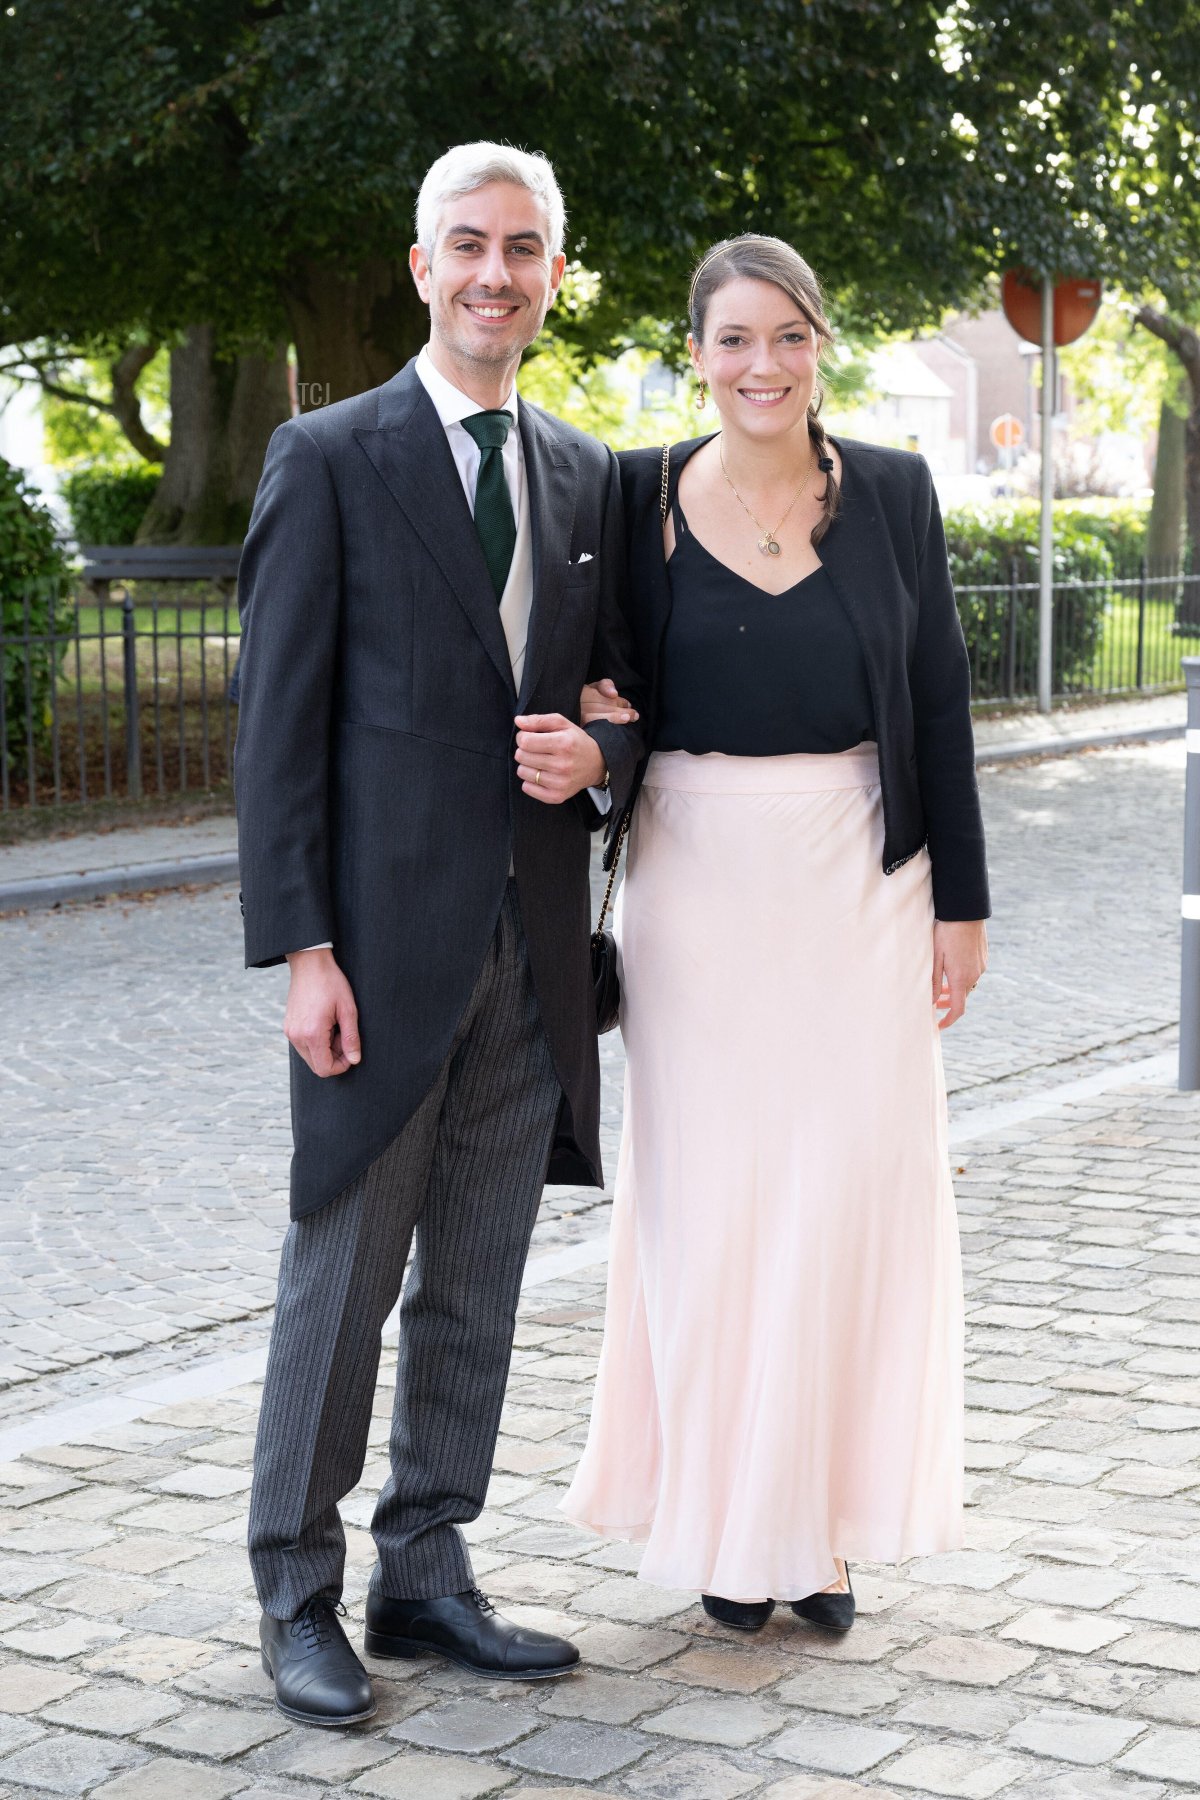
[688,235,840,546]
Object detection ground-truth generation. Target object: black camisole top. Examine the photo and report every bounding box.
[653,493,876,757]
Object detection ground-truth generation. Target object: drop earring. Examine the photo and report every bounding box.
[695,378,708,412]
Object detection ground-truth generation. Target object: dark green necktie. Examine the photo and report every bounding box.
[461,410,517,601]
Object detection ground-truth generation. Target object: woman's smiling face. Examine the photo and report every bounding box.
[691,276,820,439]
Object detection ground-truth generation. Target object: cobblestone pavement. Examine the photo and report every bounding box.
[2,737,1199,1795]
[1,1070,1200,1797]
[1,740,1188,1399]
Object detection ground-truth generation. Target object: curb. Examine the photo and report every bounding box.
[0,852,239,915]
[974,720,1184,766]
[0,720,1185,916]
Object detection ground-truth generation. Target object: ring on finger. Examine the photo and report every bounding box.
[534,769,541,786]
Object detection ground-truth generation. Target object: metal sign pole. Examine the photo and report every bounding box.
[1181,659,1200,1090]
[1037,276,1055,714]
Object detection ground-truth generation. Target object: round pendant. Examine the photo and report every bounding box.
[761,536,781,557]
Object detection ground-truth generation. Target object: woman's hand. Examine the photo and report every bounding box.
[932,920,988,1031]
[581,678,639,726]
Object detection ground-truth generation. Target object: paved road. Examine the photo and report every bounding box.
[0,742,1187,1405]
[1,1069,1199,1796]
[1,737,1199,1798]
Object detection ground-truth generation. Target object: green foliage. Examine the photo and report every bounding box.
[42,392,130,468]
[61,466,162,546]
[4,0,1196,380]
[521,339,699,450]
[943,498,1151,584]
[1054,498,1152,568]
[42,348,171,471]
[1057,310,1171,444]
[0,457,69,774]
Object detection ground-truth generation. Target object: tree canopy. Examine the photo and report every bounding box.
[2,1,1196,396]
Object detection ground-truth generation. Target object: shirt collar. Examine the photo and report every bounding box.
[416,346,519,430]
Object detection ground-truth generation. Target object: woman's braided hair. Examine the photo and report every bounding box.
[688,234,841,547]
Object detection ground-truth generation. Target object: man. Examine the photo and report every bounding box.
[235,141,644,1727]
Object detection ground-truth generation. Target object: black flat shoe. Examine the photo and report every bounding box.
[364,1586,579,1679]
[702,1594,776,1631]
[260,1598,376,1727]
[791,1563,855,1632]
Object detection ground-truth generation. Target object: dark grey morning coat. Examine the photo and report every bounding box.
[234,357,645,1218]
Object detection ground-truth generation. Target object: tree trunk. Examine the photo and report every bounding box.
[137,325,290,544]
[1180,401,1200,633]
[1146,391,1186,566]
[1134,306,1200,628]
[281,256,427,408]
[227,346,293,517]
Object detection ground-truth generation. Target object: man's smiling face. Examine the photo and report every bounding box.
[410,180,566,380]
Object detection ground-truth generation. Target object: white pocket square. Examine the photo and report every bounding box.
[570,551,594,565]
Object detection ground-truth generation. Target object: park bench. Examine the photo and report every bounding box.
[79,544,242,602]
[71,547,246,798]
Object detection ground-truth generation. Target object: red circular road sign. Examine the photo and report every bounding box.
[990,413,1025,450]
[1001,270,1102,347]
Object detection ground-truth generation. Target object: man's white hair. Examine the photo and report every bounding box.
[415,141,566,258]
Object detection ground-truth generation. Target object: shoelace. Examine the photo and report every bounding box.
[290,1597,346,1650]
[470,1587,497,1616]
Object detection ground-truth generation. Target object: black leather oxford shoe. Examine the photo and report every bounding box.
[364,1586,579,1679]
[791,1563,855,1632]
[702,1594,776,1631]
[260,1598,376,1726]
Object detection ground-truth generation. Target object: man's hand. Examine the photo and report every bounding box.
[515,713,607,803]
[283,948,362,1076]
[581,678,639,727]
[932,920,989,1031]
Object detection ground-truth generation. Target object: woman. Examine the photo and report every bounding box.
[561,234,989,1633]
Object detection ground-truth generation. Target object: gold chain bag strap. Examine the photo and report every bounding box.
[592,443,669,1033]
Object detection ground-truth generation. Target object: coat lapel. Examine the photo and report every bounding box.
[352,361,516,698]
[517,402,577,712]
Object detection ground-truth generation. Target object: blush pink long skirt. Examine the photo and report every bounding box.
[561,744,965,1602]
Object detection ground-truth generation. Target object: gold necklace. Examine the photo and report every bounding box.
[719,442,817,557]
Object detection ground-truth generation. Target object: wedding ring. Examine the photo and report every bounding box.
[534,770,541,786]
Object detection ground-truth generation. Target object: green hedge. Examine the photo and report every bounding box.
[943,502,1121,699]
[943,501,1116,586]
[1054,498,1151,569]
[61,465,161,545]
[1,458,70,777]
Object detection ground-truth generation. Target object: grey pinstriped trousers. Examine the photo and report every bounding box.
[248,884,562,1620]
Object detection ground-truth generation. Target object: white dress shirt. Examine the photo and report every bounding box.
[415,346,523,530]
[294,350,607,955]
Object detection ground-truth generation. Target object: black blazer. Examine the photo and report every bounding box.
[235,359,645,1218]
[615,433,990,922]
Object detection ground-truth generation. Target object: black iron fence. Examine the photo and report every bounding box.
[1,583,239,810]
[2,557,1199,811]
[960,555,1200,707]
